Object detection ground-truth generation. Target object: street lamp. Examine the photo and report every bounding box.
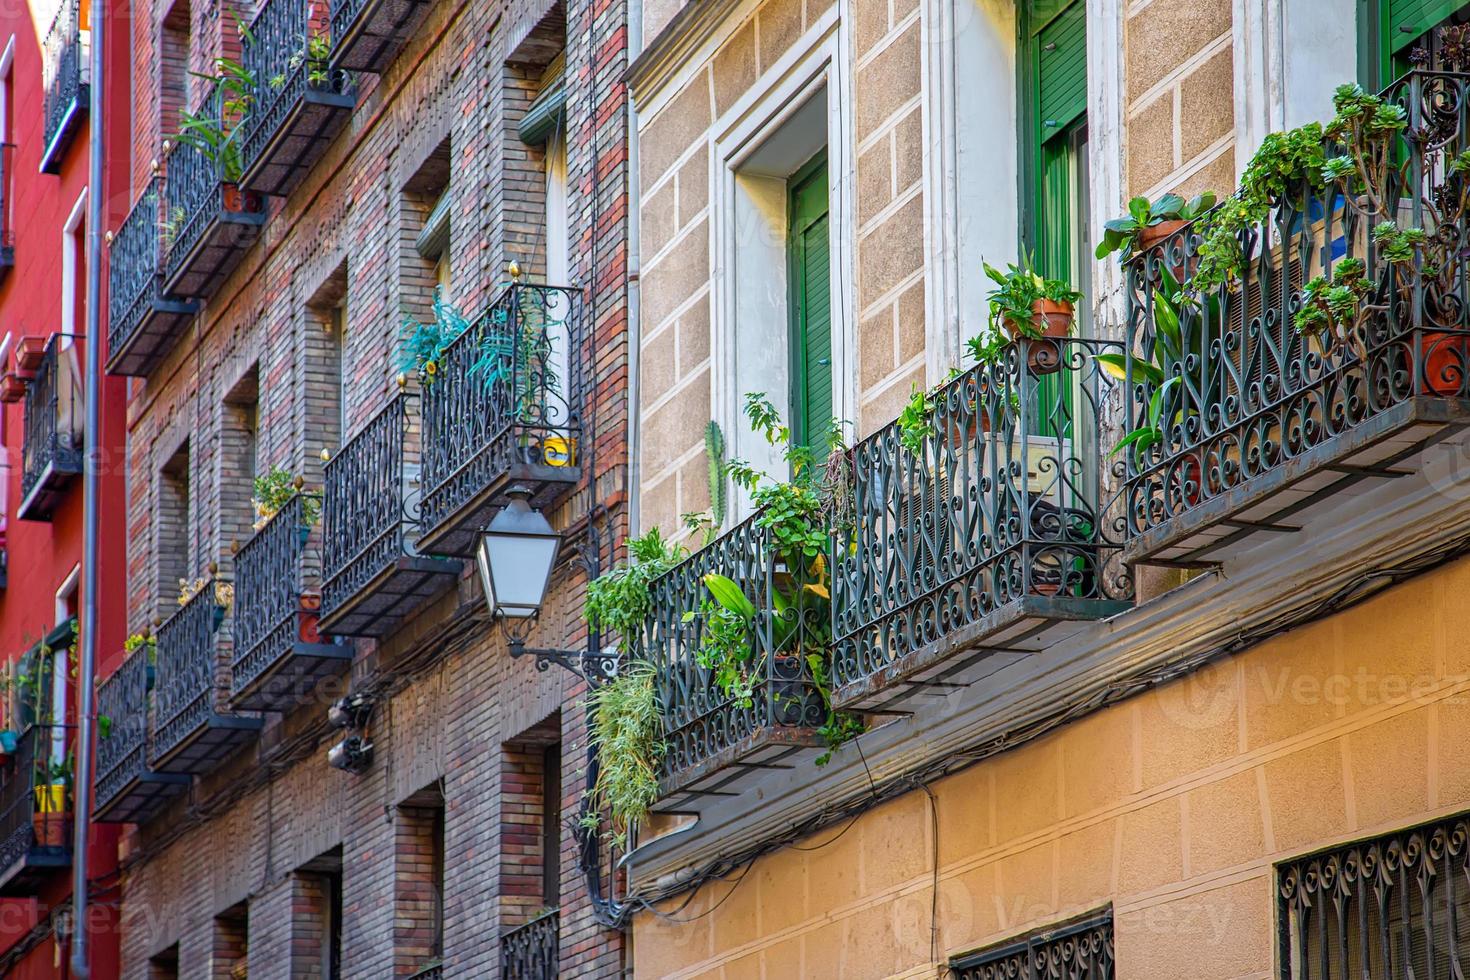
[475,487,618,684]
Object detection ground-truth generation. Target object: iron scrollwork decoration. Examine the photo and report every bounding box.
[1122,69,1470,539]
[499,908,559,980]
[94,649,150,811]
[830,336,1133,690]
[109,178,165,355]
[233,492,315,697]
[321,394,412,616]
[419,282,583,537]
[162,82,225,284]
[950,912,1115,980]
[240,0,354,174]
[500,525,613,686]
[1278,812,1470,979]
[151,582,226,761]
[640,512,826,787]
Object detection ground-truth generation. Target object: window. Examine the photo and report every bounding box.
[333,301,348,437]
[542,742,561,905]
[157,439,191,613]
[950,911,1114,980]
[396,786,445,973]
[1280,812,1470,979]
[306,265,347,454]
[148,944,179,980]
[159,0,191,133]
[223,367,259,546]
[297,848,343,980]
[62,190,87,339]
[1360,0,1470,89]
[212,900,248,978]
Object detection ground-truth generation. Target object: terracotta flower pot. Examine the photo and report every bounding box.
[1137,219,1190,252]
[0,374,26,404]
[220,183,263,214]
[15,337,47,372]
[298,606,322,644]
[1419,332,1470,396]
[1014,299,1073,375]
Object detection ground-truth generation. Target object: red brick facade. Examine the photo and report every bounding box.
[105,0,631,970]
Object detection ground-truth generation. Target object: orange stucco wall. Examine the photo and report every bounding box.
[632,552,1470,978]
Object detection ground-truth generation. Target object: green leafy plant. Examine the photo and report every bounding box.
[252,467,320,530]
[1095,192,1217,261]
[398,288,471,384]
[584,529,686,646]
[704,420,728,533]
[585,662,664,844]
[286,25,338,90]
[896,386,934,456]
[175,49,258,184]
[983,256,1082,338]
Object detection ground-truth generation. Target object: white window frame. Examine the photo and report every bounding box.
[62,187,87,345]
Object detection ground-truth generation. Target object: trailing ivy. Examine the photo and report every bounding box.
[585,662,663,845]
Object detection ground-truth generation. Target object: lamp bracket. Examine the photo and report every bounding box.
[507,636,619,686]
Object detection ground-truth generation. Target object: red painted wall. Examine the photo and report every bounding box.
[0,0,132,975]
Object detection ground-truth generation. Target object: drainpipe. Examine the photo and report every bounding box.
[626,0,643,539]
[71,0,106,972]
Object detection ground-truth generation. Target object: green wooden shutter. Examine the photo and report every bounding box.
[1036,0,1086,145]
[789,153,832,454]
[1388,0,1468,53]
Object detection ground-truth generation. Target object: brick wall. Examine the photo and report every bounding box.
[114,0,631,971]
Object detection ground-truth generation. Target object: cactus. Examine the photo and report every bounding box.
[704,420,727,530]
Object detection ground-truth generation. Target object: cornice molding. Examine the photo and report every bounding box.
[626,0,744,108]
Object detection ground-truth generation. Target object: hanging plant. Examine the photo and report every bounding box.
[398,288,471,385]
[584,662,663,845]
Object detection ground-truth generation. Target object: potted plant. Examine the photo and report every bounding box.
[173,56,263,217]
[1095,192,1216,262]
[983,258,1082,375]
[33,757,70,849]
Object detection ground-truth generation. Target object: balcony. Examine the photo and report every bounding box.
[106,177,199,377]
[320,394,460,638]
[239,0,355,198]
[17,335,83,522]
[39,0,88,174]
[417,283,583,557]
[500,909,558,979]
[329,0,431,74]
[0,726,71,895]
[644,515,827,802]
[830,338,1132,711]
[161,85,267,301]
[150,583,261,775]
[94,648,189,823]
[1122,71,1470,567]
[231,493,352,711]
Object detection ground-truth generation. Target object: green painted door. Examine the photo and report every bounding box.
[789,152,832,454]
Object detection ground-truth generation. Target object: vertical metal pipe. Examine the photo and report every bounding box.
[71,0,106,971]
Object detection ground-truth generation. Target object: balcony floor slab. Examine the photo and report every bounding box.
[653,726,824,814]
[331,0,432,73]
[150,712,262,776]
[106,295,201,377]
[93,770,191,824]
[229,640,354,712]
[162,207,266,299]
[241,89,356,199]
[319,555,462,638]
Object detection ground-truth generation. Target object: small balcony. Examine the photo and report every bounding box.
[417,282,583,557]
[161,84,267,301]
[0,726,72,895]
[94,647,189,823]
[106,177,199,377]
[39,0,88,175]
[644,515,827,803]
[320,394,460,639]
[150,583,262,775]
[1122,70,1470,567]
[231,493,352,711]
[329,0,431,74]
[500,909,558,980]
[240,0,355,198]
[830,338,1133,711]
[17,335,83,522]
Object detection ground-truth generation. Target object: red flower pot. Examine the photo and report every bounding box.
[1419,332,1469,396]
[0,374,26,404]
[15,337,47,372]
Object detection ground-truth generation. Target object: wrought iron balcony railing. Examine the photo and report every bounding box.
[0,725,72,895]
[94,647,188,823]
[150,582,261,774]
[320,394,460,638]
[830,337,1133,710]
[240,0,355,197]
[161,83,266,300]
[106,177,200,377]
[1123,70,1470,566]
[330,0,432,73]
[950,912,1114,979]
[644,514,827,800]
[232,493,351,710]
[500,909,558,980]
[40,0,88,174]
[418,282,584,557]
[18,335,83,522]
